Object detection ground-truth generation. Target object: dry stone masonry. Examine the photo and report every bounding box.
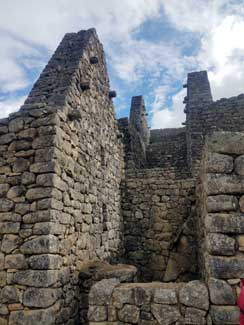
[0,28,244,324]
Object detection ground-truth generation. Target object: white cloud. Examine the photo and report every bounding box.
[0,96,26,119]
[0,0,163,117]
[1,0,244,129]
[151,88,185,129]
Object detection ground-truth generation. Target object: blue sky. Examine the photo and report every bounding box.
[1,0,244,128]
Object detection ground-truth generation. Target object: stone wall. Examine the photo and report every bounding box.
[196,131,244,324]
[118,96,149,169]
[0,29,124,324]
[147,128,188,175]
[88,279,211,324]
[185,71,244,176]
[122,168,196,282]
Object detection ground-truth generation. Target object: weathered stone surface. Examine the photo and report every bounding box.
[9,303,58,325]
[0,133,15,145]
[205,213,244,233]
[30,162,58,174]
[206,233,236,256]
[0,185,10,198]
[118,304,140,324]
[0,199,14,212]
[207,153,233,174]
[154,286,177,304]
[21,172,35,185]
[7,186,24,199]
[210,306,239,324]
[134,286,153,305]
[235,154,244,175]
[36,173,66,191]
[4,254,27,269]
[13,270,58,287]
[179,281,209,311]
[1,235,22,253]
[13,158,29,173]
[207,195,238,212]
[207,132,244,155]
[206,174,244,194]
[9,118,24,133]
[0,222,20,234]
[20,235,59,254]
[94,263,137,282]
[28,254,63,270]
[184,307,207,324]
[88,306,107,322]
[207,256,244,278]
[112,285,134,308]
[89,278,120,306]
[0,286,21,304]
[0,272,6,286]
[0,213,21,222]
[23,210,51,223]
[26,187,53,201]
[208,278,235,305]
[151,304,180,325]
[23,288,59,308]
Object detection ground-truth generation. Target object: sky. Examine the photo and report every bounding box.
[1,0,244,129]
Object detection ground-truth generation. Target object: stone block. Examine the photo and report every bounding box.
[134,286,153,305]
[208,278,235,305]
[235,154,244,175]
[206,174,244,195]
[0,213,21,222]
[9,118,24,133]
[205,213,244,234]
[9,302,58,325]
[0,133,15,145]
[23,288,60,308]
[23,210,51,223]
[30,162,58,174]
[33,222,65,235]
[207,132,244,155]
[13,270,58,287]
[207,195,238,212]
[28,254,63,270]
[207,153,233,174]
[118,304,140,323]
[154,287,177,304]
[0,199,14,212]
[210,306,239,324]
[206,233,236,256]
[26,187,53,201]
[0,184,10,198]
[0,272,6,287]
[13,158,29,173]
[207,255,244,278]
[0,286,21,304]
[20,235,59,254]
[184,307,206,324]
[112,285,134,308]
[88,306,107,322]
[21,172,35,185]
[7,186,24,199]
[179,281,209,311]
[1,234,22,253]
[0,222,20,234]
[151,304,180,325]
[4,254,27,269]
[89,278,120,306]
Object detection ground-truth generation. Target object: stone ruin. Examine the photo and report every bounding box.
[0,28,244,324]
